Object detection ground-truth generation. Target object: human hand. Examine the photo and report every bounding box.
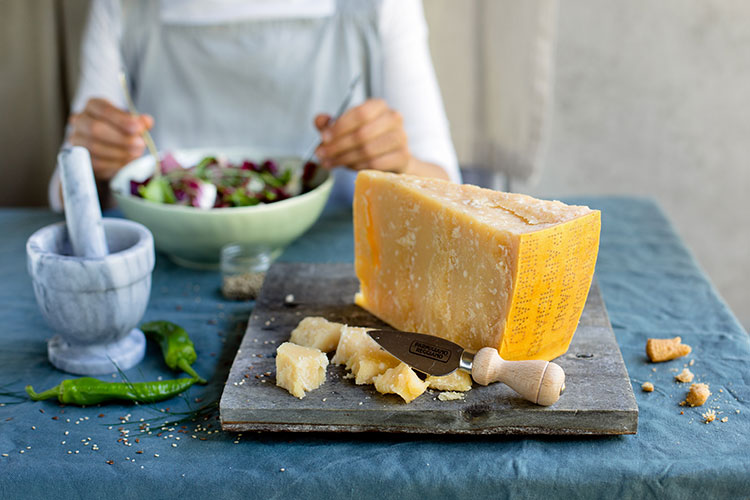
[68,98,154,181]
[313,98,413,174]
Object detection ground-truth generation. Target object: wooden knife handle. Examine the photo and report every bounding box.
[471,347,565,406]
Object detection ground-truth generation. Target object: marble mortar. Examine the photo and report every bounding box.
[26,218,155,374]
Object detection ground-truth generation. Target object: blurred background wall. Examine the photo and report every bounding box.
[1,0,747,330]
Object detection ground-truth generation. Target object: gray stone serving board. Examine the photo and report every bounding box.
[220,263,638,435]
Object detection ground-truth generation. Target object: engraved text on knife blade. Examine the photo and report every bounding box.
[408,340,451,363]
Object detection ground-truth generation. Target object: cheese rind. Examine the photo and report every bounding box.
[289,316,343,353]
[275,342,329,399]
[353,171,600,361]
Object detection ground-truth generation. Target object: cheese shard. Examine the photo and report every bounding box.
[425,370,473,392]
[289,316,343,353]
[353,170,601,361]
[275,342,329,399]
[373,363,429,403]
[332,325,399,385]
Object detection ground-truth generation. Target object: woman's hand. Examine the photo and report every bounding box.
[314,98,449,180]
[69,98,154,181]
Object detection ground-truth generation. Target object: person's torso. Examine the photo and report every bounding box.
[120,0,383,203]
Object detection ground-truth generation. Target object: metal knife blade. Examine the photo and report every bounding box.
[367,329,472,377]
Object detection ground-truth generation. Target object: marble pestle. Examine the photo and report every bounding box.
[58,147,109,258]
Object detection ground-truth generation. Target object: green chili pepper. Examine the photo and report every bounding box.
[140,320,207,384]
[25,377,196,406]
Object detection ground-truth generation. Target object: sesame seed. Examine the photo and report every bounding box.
[172,443,177,448]
[154,454,159,457]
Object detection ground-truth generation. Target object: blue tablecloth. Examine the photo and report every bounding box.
[1,198,748,499]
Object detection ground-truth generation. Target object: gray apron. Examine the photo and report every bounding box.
[120,0,383,205]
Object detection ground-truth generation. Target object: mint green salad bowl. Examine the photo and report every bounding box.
[110,148,333,269]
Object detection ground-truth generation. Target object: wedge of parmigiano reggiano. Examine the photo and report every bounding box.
[353,171,600,361]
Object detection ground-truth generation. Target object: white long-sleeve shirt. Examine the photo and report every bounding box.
[50,0,460,210]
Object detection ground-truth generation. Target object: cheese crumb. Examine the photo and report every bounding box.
[437,391,465,401]
[721,417,728,423]
[641,382,654,392]
[686,383,710,407]
[646,337,691,363]
[702,409,716,423]
[674,368,694,383]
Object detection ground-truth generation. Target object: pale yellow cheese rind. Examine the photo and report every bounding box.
[353,170,601,361]
[425,370,473,392]
[289,316,343,353]
[275,342,329,399]
[373,363,429,403]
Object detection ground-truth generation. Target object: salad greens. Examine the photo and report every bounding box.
[130,153,320,209]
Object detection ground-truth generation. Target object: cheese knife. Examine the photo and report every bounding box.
[367,329,565,406]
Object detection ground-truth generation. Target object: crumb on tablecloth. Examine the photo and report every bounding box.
[646,337,691,363]
[641,382,654,392]
[702,409,716,423]
[675,368,694,383]
[686,383,710,407]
